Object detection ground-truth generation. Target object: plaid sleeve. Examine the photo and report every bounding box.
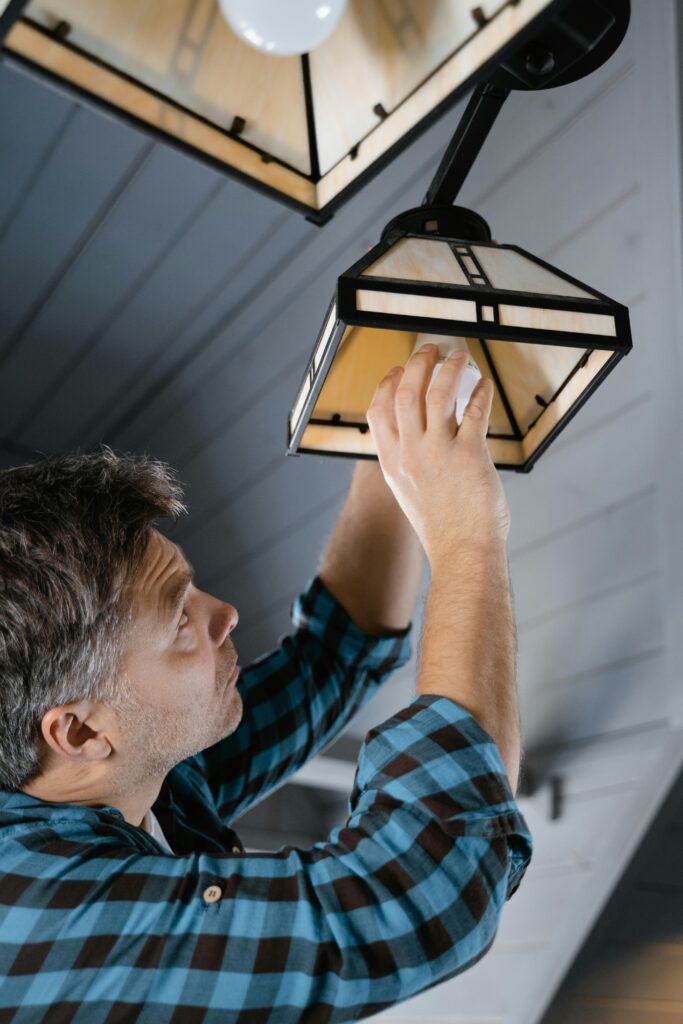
[195,573,414,822]
[0,694,531,1022]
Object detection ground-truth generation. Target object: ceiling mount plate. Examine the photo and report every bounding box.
[489,0,630,91]
[381,205,491,245]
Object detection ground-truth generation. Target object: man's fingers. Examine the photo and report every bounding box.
[456,377,494,444]
[366,366,402,459]
[394,344,440,445]
[425,351,468,438]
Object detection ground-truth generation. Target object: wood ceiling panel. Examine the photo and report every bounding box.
[0,144,221,437]
[0,103,147,360]
[15,165,300,450]
[0,63,74,232]
[517,573,663,734]
[505,380,654,555]
[512,487,658,626]
[519,648,667,751]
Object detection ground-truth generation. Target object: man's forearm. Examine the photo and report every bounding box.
[318,460,424,635]
[416,541,521,794]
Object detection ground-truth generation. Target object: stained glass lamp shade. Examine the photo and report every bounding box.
[286,207,631,472]
[0,0,563,223]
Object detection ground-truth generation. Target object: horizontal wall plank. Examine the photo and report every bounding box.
[517,570,662,685]
[506,387,656,556]
[509,786,637,875]
[519,647,666,750]
[34,200,308,452]
[0,106,148,362]
[2,145,221,438]
[511,487,659,625]
[0,66,75,236]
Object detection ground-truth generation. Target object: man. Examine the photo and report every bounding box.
[0,344,531,1021]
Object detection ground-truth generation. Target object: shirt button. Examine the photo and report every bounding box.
[203,885,222,904]
[232,845,241,854]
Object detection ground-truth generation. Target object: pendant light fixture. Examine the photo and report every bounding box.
[0,0,608,225]
[286,0,631,472]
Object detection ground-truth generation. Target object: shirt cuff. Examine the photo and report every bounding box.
[290,573,414,674]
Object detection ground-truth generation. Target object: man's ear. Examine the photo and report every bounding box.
[39,701,113,764]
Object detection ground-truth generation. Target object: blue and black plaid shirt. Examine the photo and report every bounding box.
[0,574,532,1022]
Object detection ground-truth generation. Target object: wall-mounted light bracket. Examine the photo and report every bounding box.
[424,0,629,209]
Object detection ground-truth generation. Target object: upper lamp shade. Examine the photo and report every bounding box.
[0,0,561,222]
[286,207,632,472]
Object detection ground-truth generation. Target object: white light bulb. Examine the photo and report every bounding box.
[412,334,483,426]
[218,0,347,56]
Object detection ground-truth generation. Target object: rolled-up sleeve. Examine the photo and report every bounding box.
[351,693,532,903]
[196,574,414,822]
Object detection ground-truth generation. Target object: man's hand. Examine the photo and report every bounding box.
[366,342,510,568]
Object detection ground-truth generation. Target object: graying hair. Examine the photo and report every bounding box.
[0,445,187,791]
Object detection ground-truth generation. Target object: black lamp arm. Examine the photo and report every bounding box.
[422,80,509,209]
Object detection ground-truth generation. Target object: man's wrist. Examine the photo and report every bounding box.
[427,536,509,575]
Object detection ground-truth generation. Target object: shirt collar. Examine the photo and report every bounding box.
[0,788,125,823]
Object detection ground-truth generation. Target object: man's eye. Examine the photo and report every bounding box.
[177,609,189,630]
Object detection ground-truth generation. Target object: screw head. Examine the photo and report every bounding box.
[524,45,556,77]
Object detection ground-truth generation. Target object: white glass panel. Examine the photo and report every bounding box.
[313,303,337,373]
[290,374,311,433]
[498,304,617,336]
[356,289,477,322]
[482,305,495,321]
[362,237,469,285]
[472,246,595,298]
[310,0,510,176]
[22,0,312,173]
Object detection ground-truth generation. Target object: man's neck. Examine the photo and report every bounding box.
[21,771,163,829]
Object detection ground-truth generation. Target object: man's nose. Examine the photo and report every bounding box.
[213,601,238,648]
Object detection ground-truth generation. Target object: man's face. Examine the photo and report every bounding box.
[112,527,243,786]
